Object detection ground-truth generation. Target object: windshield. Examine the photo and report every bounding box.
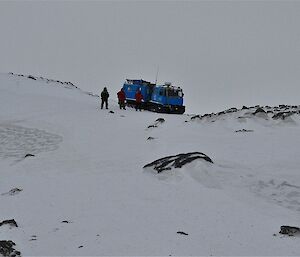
[166,88,183,97]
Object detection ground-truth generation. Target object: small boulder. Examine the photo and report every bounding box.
[144,152,213,173]
[0,240,21,257]
[279,226,300,236]
[177,231,188,236]
[1,188,22,196]
[0,219,18,228]
[24,154,35,158]
[27,75,36,80]
[253,107,266,115]
[155,118,165,123]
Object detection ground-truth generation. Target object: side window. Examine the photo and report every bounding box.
[159,89,165,96]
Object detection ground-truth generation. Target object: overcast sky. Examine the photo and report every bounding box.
[1,1,299,114]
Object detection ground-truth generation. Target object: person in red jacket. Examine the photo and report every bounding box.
[135,89,143,111]
[117,88,126,110]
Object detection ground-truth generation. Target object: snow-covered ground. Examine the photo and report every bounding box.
[0,72,300,256]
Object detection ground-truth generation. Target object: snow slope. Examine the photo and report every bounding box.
[0,73,300,256]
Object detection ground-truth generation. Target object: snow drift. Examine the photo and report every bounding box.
[0,72,300,256]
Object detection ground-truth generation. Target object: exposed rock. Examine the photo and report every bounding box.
[242,105,249,110]
[27,75,36,80]
[279,226,300,236]
[144,152,213,173]
[190,115,201,120]
[155,118,165,123]
[235,129,254,133]
[24,154,35,158]
[0,240,21,257]
[147,125,157,128]
[1,188,22,196]
[0,219,18,228]
[225,107,238,113]
[253,107,266,115]
[177,231,188,236]
[272,112,293,120]
[148,118,166,128]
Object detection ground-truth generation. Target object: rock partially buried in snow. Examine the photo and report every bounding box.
[24,153,35,158]
[143,152,213,173]
[0,219,18,228]
[0,240,21,257]
[147,118,165,129]
[1,188,22,196]
[279,226,300,236]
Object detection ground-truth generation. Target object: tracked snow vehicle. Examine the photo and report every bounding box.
[122,79,185,114]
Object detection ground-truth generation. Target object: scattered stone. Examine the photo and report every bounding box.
[242,105,249,110]
[0,240,21,257]
[24,154,35,158]
[272,112,293,120]
[235,129,254,133]
[155,118,165,123]
[1,188,22,196]
[61,220,69,223]
[225,107,238,113]
[147,137,155,140]
[78,245,83,248]
[253,107,266,115]
[279,226,300,236]
[109,111,114,114]
[190,115,200,120]
[30,235,37,241]
[27,75,36,80]
[144,152,213,173]
[0,219,18,228]
[177,231,189,236]
[147,125,158,128]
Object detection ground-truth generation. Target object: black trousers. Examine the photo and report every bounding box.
[135,102,142,111]
[119,100,126,109]
[101,99,108,109]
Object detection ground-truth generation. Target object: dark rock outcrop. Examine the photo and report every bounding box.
[27,75,36,80]
[144,152,213,173]
[1,188,22,196]
[0,241,21,257]
[279,226,300,236]
[155,118,165,123]
[190,115,201,120]
[24,154,35,158]
[235,129,254,133]
[0,219,18,228]
[272,112,293,120]
[177,231,189,236]
[253,107,266,115]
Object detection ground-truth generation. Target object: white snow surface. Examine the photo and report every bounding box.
[0,73,300,256]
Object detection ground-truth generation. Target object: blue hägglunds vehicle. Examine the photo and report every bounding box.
[122,79,185,114]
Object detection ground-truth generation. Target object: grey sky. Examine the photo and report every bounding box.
[1,1,299,113]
